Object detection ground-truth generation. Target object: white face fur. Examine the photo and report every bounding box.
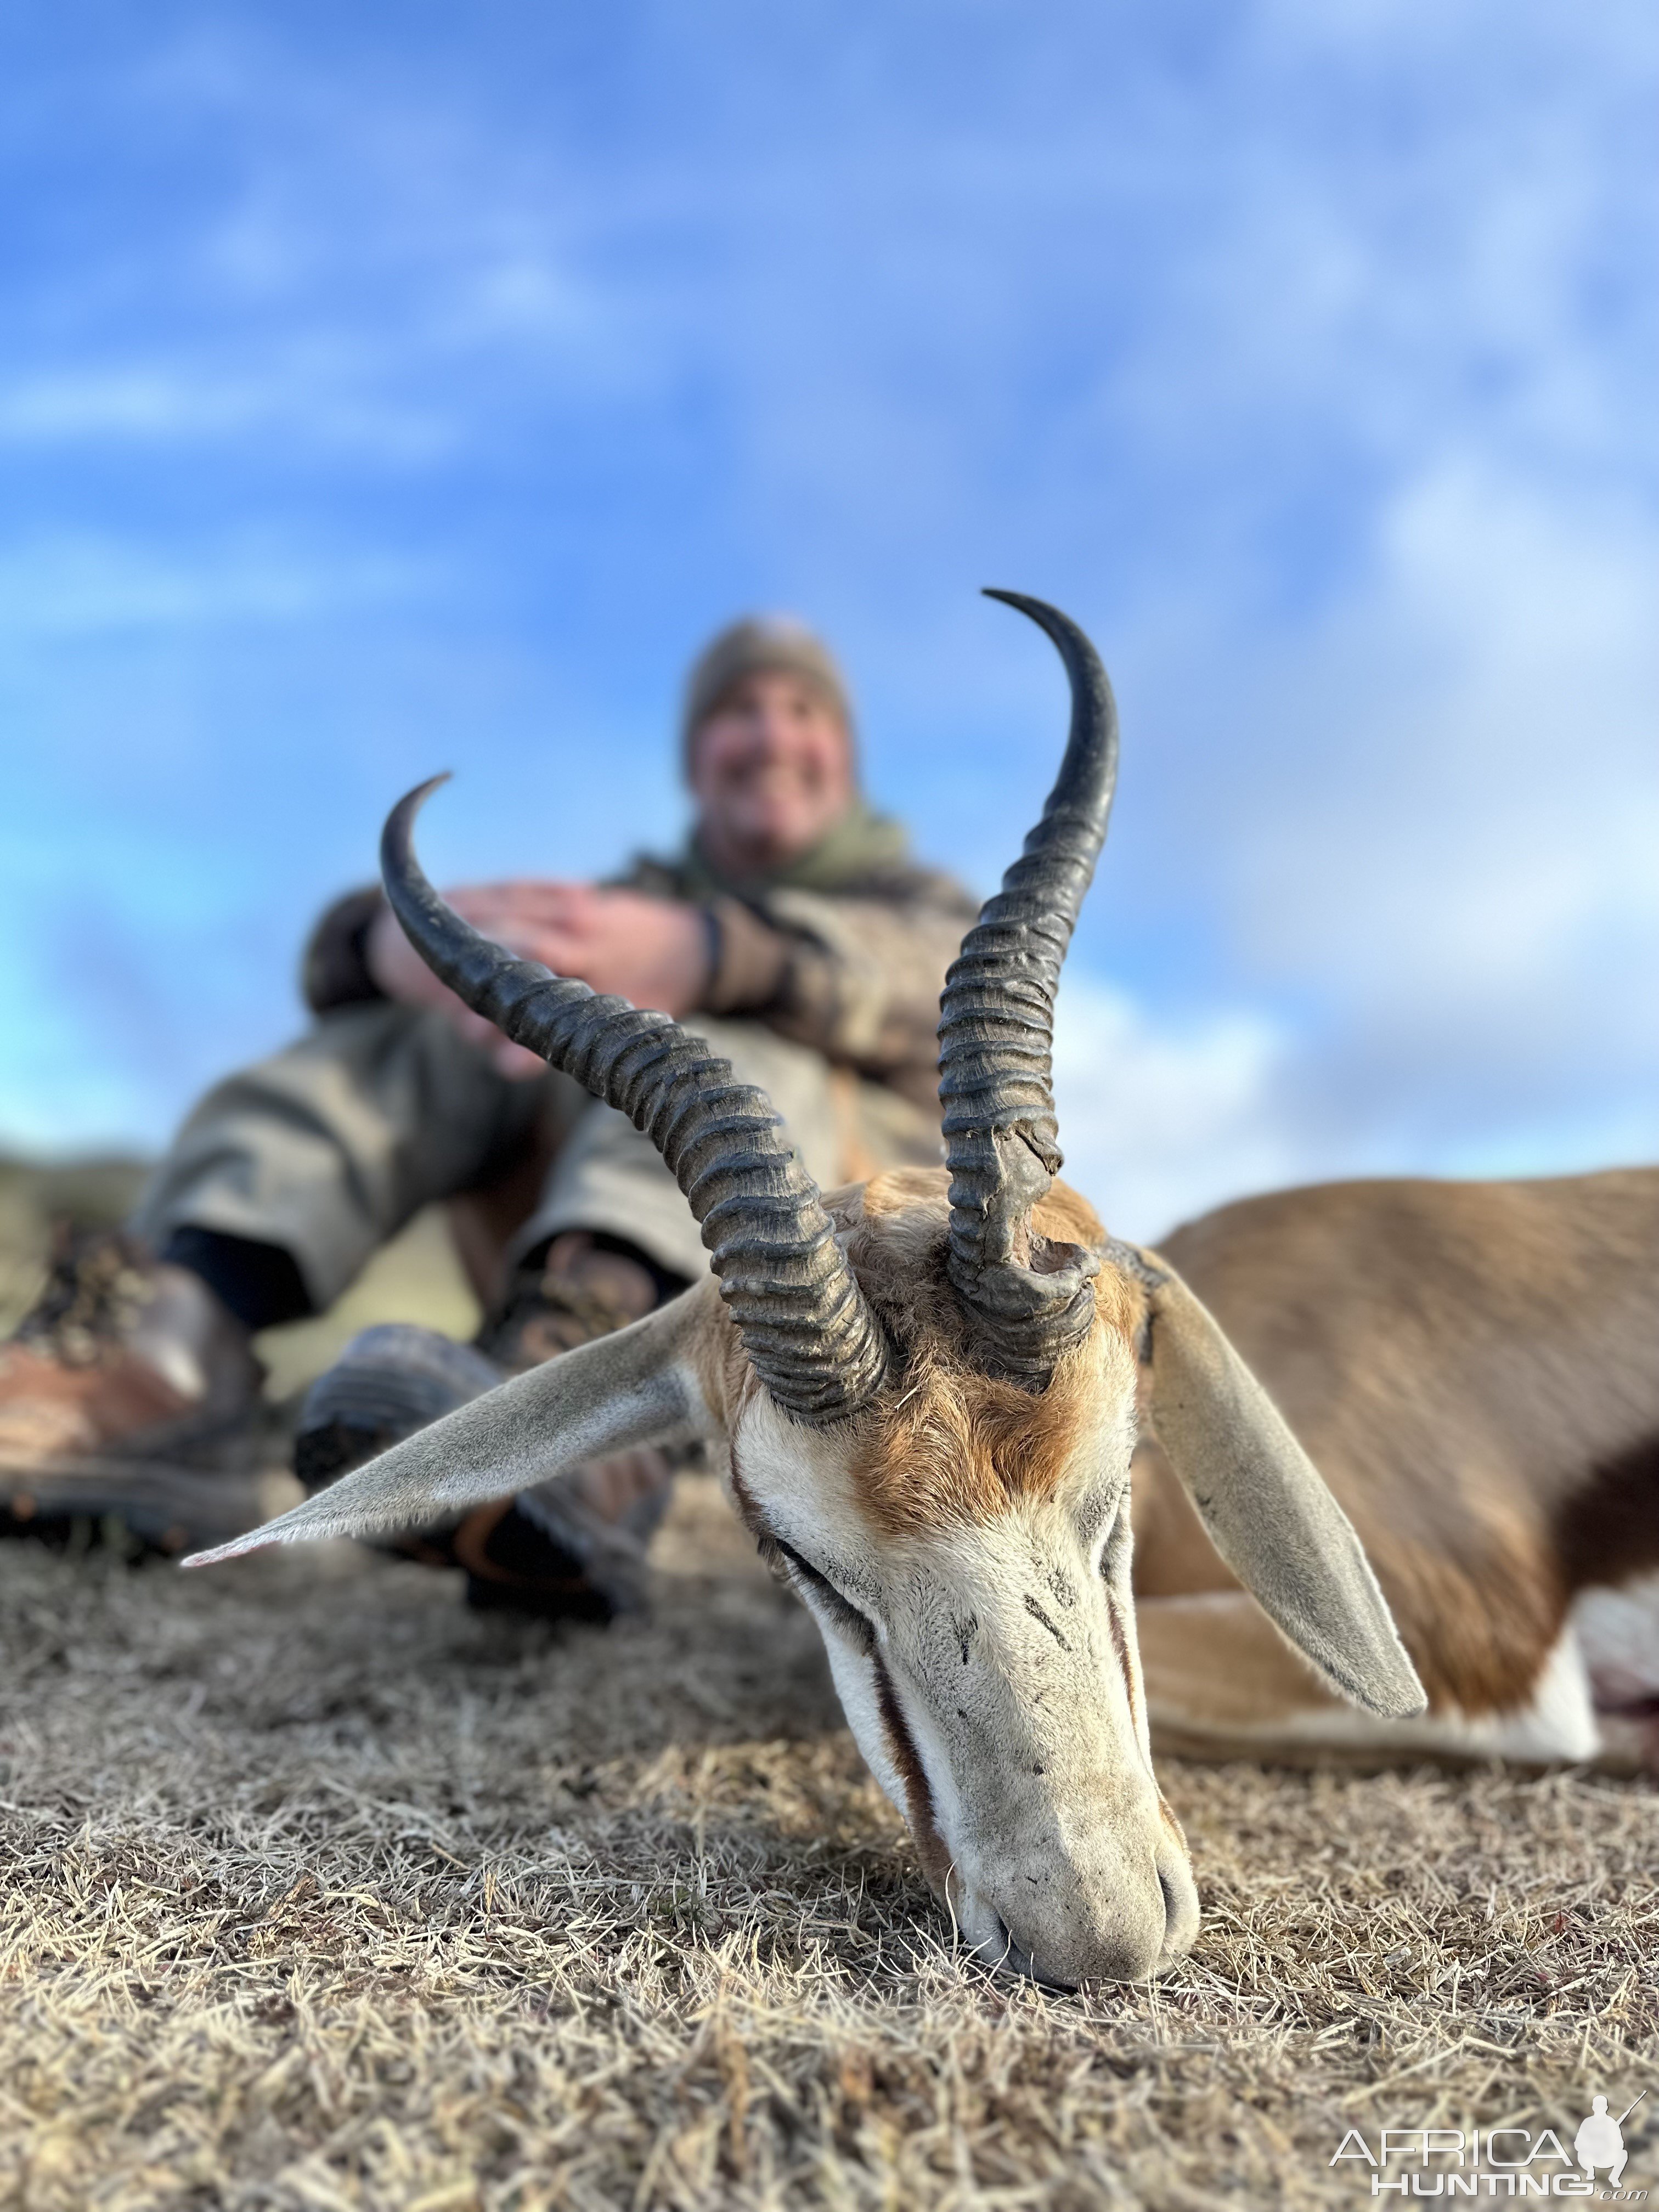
[725,1342,1201,1987]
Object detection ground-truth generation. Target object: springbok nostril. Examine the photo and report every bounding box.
[1154,1853,1202,1968]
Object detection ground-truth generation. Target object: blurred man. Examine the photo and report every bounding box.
[0,618,974,1616]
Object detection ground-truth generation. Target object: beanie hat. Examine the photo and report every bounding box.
[681,616,856,771]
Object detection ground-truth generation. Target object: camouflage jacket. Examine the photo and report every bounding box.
[302,803,979,1114]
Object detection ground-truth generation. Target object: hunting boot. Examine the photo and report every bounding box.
[294,1233,685,1622]
[0,1228,269,1555]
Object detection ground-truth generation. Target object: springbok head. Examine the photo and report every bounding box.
[191,591,1424,1985]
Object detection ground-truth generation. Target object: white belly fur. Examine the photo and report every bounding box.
[1138,1587,1657,1768]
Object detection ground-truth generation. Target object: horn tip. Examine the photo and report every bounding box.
[981,586,1066,633]
[382,772,454,865]
[398,770,453,814]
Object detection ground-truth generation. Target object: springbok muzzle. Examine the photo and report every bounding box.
[868,1509,1201,1986]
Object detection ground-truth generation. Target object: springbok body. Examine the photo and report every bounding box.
[1130,1170,1659,1773]
[192,593,1423,1986]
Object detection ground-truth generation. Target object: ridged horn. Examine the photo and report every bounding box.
[380,781,888,1424]
[936,591,1120,1382]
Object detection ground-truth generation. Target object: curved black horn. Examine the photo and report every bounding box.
[380,780,888,1424]
[936,591,1120,1381]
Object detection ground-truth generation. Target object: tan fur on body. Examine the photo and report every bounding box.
[1133,1168,1659,1724]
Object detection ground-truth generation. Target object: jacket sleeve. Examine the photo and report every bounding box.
[301,886,387,1014]
[699,876,977,1109]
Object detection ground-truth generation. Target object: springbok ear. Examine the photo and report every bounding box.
[184,1290,720,1567]
[1130,1248,1426,1719]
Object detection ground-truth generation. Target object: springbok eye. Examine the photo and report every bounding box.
[1096,1498,1132,1580]
[770,1537,876,1653]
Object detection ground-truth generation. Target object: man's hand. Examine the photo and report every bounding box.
[366,883,712,1079]
[450,884,712,1014]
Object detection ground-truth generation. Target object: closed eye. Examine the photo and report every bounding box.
[1097,1498,1132,1582]
[1077,1477,1129,1562]
[766,1536,877,1653]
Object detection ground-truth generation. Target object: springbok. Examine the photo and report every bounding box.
[1129,1171,1659,1776]
[190,592,1424,1987]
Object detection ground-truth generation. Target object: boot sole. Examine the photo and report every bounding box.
[0,1457,291,1558]
[291,1323,664,1624]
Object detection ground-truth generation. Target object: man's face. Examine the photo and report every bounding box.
[689,669,855,874]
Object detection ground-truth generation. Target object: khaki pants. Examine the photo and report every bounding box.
[132,1004,939,1314]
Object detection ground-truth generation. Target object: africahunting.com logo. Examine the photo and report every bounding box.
[1332,2092,1647,2198]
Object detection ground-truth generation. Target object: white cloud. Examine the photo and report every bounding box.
[0,370,259,442]
[0,359,456,460]
[1052,975,1297,1243]
[1230,459,1659,1045]
[0,533,431,637]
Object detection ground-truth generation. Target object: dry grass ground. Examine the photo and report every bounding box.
[1,1169,1655,2208]
[4,1491,1656,2211]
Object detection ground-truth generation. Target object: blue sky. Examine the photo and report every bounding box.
[2,1,1655,1239]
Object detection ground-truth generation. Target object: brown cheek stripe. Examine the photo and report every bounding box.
[1107,1586,1182,1839]
[872,1655,953,1894]
[1105,1587,1152,1766]
[1110,1593,1186,1849]
[731,1440,954,1900]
